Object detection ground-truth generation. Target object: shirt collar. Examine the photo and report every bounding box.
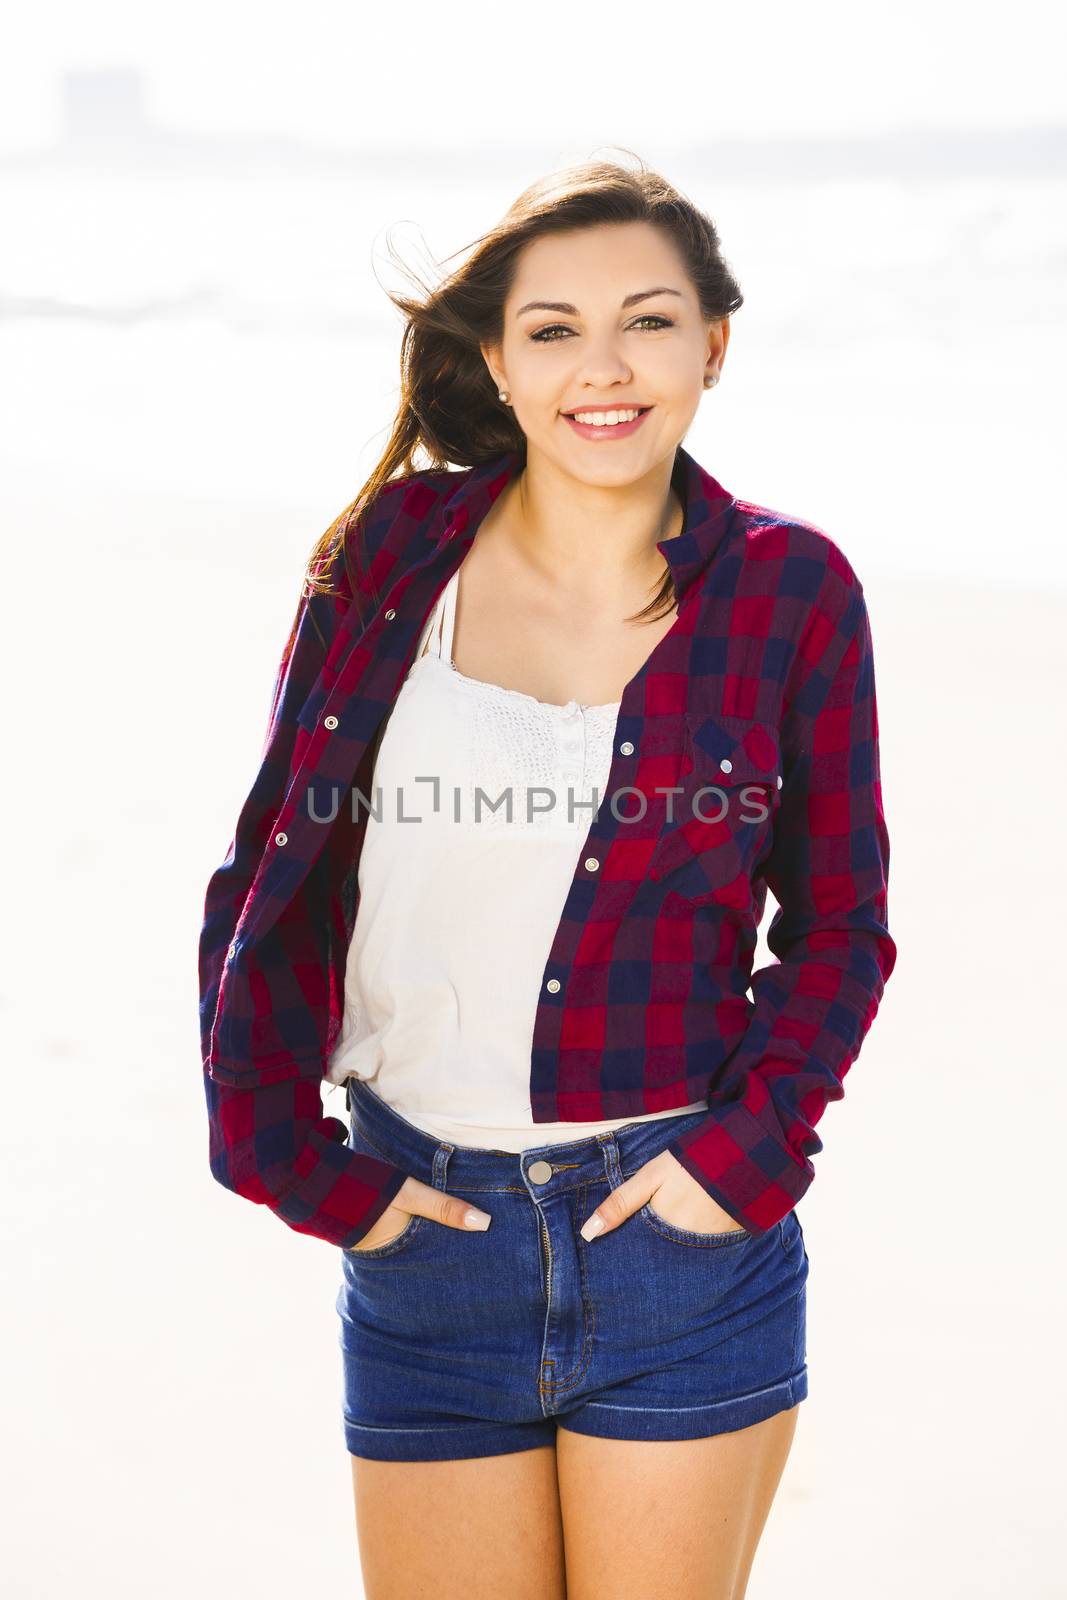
[435,442,737,603]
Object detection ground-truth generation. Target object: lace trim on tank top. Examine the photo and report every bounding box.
[416,568,621,834]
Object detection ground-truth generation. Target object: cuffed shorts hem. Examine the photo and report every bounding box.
[344,1370,807,1461]
[344,1415,559,1463]
[556,1367,808,1443]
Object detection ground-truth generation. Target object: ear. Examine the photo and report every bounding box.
[479,339,504,393]
[705,316,730,373]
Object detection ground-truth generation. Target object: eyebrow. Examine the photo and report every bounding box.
[514,286,685,318]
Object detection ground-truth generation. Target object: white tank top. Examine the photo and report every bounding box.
[324,566,707,1148]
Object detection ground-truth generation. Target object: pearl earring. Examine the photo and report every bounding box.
[704,375,719,388]
[498,389,510,405]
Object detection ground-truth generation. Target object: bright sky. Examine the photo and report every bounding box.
[3,0,1061,153]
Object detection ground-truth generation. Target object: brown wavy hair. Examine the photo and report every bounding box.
[303,148,744,632]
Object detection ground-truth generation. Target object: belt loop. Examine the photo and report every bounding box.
[599,1131,622,1186]
[431,1141,453,1191]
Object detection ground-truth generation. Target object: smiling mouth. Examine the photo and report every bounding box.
[560,405,653,438]
[561,405,652,420]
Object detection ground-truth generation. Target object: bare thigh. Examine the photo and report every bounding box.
[556,1405,800,1600]
[350,1444,566,1600]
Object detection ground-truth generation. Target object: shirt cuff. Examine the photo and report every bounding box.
[665,1099,812,1234]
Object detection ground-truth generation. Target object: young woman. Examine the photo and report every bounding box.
[198,156,896,1600]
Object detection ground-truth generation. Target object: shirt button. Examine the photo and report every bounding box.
[777,774,783,789]
[719,758,733,774]
[527,1159,554,1184]
[620,741,635,755]
[227,943,237,960]
[546,978,561,994]
[274,831,288,846]
[384,608,396,621]
[584,857,600,872]
[324,714,339,730]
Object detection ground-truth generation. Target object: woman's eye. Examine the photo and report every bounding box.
[529,315,674,343]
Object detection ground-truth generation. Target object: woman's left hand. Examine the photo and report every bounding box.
[579,1149,746,1241]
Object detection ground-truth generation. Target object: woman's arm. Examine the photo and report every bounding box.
[197,503,409,1249]
[197,565,339,1073]
[665,583,897,1233]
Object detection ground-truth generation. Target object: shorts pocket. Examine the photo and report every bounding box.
[637,1200,755,1249]
[343,1211,423,1260]
[605,1149,756,1250]
[342,1118,423,1261]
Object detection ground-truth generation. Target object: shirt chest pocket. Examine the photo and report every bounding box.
[646,711,783,907]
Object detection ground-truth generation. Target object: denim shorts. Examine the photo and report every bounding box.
[336,1078,809,1462]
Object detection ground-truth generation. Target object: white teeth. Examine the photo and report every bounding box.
[568,408,643,427]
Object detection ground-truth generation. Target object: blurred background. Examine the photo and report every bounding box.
[2,3,1064,1595]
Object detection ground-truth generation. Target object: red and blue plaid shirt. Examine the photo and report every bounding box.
[198,443,896,1248]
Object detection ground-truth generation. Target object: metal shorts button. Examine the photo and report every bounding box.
[527,1160,553,1184]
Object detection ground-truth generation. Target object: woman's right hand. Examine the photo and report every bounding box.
[344,1175,492,1252]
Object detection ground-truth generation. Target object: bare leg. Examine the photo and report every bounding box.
[350,1443,566,1600]
[556,1404,800,1600]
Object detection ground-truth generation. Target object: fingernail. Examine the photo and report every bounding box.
[464,1208,492,1230]
[580,1214,605,1242]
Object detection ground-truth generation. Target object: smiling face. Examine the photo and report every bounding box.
[481,220,729,487]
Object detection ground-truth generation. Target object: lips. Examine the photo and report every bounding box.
[561,405,651,418]
[561,406,652,442]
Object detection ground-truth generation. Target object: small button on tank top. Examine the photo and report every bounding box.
[325,566,707,1148]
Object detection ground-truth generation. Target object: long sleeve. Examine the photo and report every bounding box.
[197,570,334,1071]
[666,586,897,1233]
[198,523,408,1249]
